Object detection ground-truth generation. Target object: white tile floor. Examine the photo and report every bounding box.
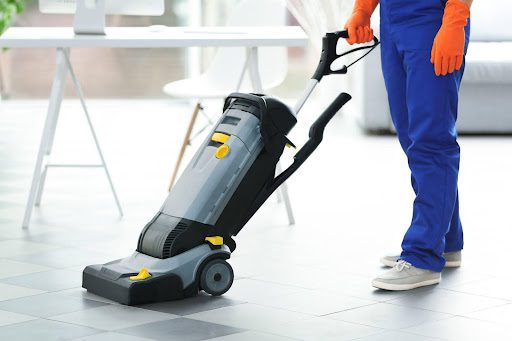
[1,99,512,340]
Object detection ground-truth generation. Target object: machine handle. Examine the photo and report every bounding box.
[272,92,352,189]
[312,30,379,81]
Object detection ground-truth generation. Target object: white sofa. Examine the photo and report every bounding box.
[353,0,512,133]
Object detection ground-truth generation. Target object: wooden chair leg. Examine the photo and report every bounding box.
[168,102,202,191]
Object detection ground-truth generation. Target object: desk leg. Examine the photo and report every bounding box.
[45,50,69,156]
[62,49,124,218]
[23,49,68,229]
[247,47,295,226]
[35,48,68,205]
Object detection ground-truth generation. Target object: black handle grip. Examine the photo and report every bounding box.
[335,30,349,39]
[334,30,379,42]
[312,30,379,81]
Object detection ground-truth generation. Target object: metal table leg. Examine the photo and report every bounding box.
[23,48,68,229]
[22,48,123,229]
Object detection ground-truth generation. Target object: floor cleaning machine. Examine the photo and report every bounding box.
[82,31,379,305]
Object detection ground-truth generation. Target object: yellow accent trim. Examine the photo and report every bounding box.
[285,143,296,149]
[212,132,230,144]
[215,144,230,159]
[129,268,152,281]
[205,236,224,246]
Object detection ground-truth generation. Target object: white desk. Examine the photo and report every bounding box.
[0,26,308,229]
[0,26,308,48]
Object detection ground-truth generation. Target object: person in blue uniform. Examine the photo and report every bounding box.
[344,0,472,290]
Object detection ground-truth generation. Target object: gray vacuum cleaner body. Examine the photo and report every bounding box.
[83,94,300,305]
[83,30,376,305]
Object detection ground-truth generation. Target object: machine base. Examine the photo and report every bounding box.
[82,265,198,305]
[82,244,231,305]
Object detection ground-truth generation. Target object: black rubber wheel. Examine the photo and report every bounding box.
[200,259,234,296]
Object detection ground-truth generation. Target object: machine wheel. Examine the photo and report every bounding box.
[200,259,234,296]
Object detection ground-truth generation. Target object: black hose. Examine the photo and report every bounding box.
[272,92,352,190]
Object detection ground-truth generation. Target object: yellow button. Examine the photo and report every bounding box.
[215,144,230,159]
[129,268,152,281]
[205,236,224,246]
[212,132,230,144]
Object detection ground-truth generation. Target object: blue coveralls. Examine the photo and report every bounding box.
[379,0,470,272]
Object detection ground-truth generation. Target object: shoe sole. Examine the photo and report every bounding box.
[445,260,462,267]
[380,258,461,268]
[372,277,441,291]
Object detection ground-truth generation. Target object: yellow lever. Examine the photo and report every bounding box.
[212,132,230,144]
[129,268,152,281]
[205,236,224,246]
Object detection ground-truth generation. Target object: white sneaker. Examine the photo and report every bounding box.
[372,260,441,291]
[380,251,462,268]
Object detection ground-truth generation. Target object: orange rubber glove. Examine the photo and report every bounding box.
[431,0,470,76]
[344,0,379,45]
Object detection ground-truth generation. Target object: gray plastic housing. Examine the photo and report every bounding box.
[160,106,264,225]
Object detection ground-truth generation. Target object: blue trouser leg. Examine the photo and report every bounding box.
[381,35,464,260]
[380,13,467,272]
[379,30,410,153]
[401,48,464,272]
[445,190,463,253]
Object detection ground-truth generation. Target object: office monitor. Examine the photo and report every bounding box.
[39,0,165,35]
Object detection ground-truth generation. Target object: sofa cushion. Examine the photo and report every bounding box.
[469,0,512,41]
[463,42,512,84]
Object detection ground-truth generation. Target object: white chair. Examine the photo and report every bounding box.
[163,0,289,189]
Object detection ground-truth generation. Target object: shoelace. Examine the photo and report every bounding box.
[395,260,412,272]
